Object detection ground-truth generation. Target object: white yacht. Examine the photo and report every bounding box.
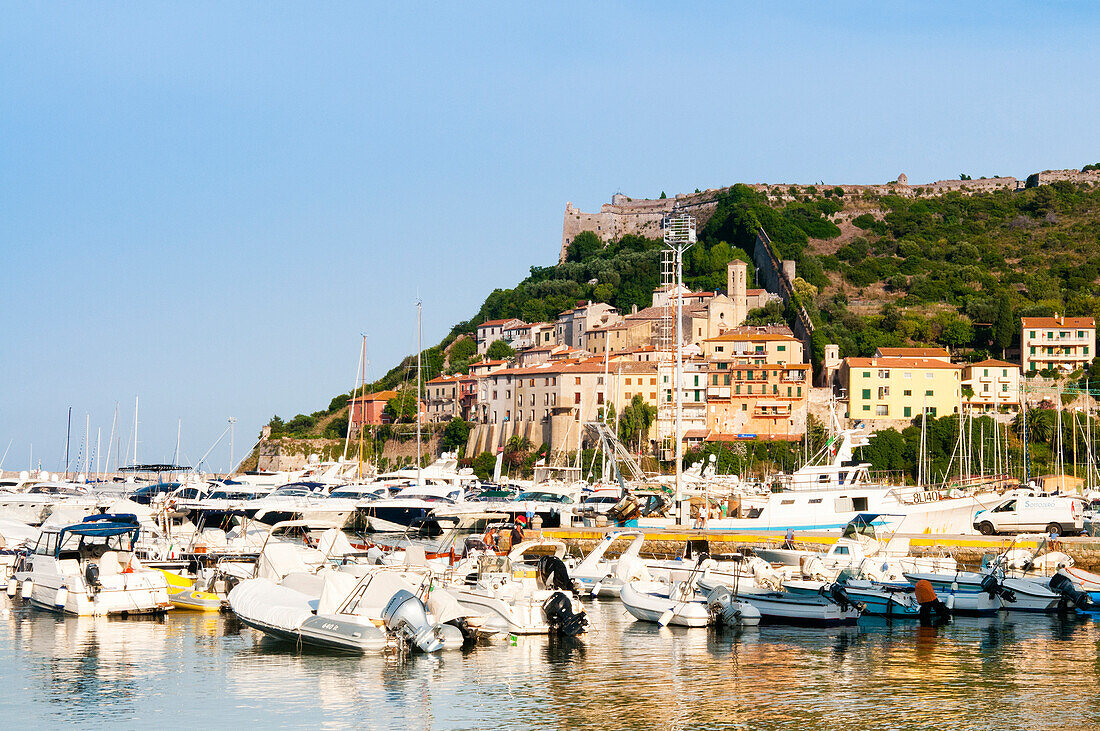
[20,514,171,616]
[357,484,465,533]
[0,482,106,525]
[690,431,996,534]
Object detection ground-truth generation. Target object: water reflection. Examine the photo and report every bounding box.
[3,595,1100,729]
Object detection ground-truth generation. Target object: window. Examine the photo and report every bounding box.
[877,386,889,399]
[777,345,786,351]
[925,389,933,396]
[1030,346,1036,355]
[712,375,719,386]
[925,372,933,379]
[903,372,911,379]
[747,385,753,394]
[787,386,792,397]
[862,389,871,400]
[724,374,731,386]
[862,404,870,411]
[797,387,802,397]
[862,371,871,378]
[878,370,890,378]
[983,369,988,377]
[742,404,747,411]
[1087,346,1091,356]
[735,385,741,394]
[904,406,912,417]
[903,389,912,396]
[650,378,656,385]
[927,407,937,417]
[650,392,656,400]
[1079,330,1086,338]
[574,377,581,385]
[574,392,580,404]
[716,346,724,353]
[1002,383,1008,392]
[1029,330,1035,339]
[876,405,889,416]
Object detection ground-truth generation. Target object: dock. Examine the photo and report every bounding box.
[543,527,1100,571]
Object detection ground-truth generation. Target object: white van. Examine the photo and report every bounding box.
[973,496,1083,537]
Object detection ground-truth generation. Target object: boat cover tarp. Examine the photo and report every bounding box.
[317,570,360,615]
[257,543,323,581]
[228,578,315,631]
[318,528,356,557]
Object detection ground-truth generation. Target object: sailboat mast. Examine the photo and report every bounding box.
[174,418,182,468]
[96,427,102,479]
[65,406,71,479]
[416,299,422,487]
[133,396,139,467]
[346,335,366,465]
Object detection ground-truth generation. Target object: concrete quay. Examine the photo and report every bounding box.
[542,526,1100,571]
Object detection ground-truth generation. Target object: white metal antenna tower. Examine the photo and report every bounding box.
[663,213,695,522]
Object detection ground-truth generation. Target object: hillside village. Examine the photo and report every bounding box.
[266,166,1100,481]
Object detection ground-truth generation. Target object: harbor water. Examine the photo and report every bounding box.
[2,597,1099,729]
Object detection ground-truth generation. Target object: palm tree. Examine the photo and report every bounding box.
[504,435,534,468]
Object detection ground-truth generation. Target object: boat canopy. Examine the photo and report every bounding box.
[61,514,142,540]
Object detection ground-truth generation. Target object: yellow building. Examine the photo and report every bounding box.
[962,359,1021,414]
[842,357,961,421]
[702,331,804,364]
[1021,315,1095,374]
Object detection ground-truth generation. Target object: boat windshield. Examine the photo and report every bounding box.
[271,486,315,497]
[517,491,574,504]
[329,489,378,500]
[398,494,455,504]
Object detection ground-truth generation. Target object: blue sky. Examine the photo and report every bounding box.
[2,2,1098,472]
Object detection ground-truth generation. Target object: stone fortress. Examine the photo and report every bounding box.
[560,168,1100,263]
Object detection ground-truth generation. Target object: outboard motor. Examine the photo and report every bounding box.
[1049,572,1092,611]
[537,555,573,592]
[705,585,742,625]
[821,583,855,611]
[980,573,1016,603]
[84,563,101,593]
[382,589,457,652]
[542,591,588,636]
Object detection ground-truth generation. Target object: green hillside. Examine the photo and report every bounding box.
[269,172,1100,441]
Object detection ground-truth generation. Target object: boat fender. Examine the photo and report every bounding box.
[542,591,587,636]
[5,580,15,598]
[21,579,33,598]
[54,586,68,609]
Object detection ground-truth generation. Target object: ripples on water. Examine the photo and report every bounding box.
[2,596,1099,730]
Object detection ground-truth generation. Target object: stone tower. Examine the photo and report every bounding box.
[728,259,748,326]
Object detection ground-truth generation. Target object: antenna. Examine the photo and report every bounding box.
[663,213,696,524]
[228,417,238,475]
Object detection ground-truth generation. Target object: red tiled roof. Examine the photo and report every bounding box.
[1021,316,1095,328]
[876,347,951,358]
[846,357,961,370]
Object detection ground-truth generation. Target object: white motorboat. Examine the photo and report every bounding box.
[358,485,465,533]
[0,482,105,525]
[446,546,587,636]
[20,514,171,616]
[619,580,761,627]
[572,530,652,597]
[695,431,996,534]
[241,482,355,529]
[228,567,464,654]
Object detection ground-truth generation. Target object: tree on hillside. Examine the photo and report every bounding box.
[618,394,657,453]
[503,435,534,468]
[323,415,349,440]
[486,339,515,360]
[566,231,603,263]
[993,294,1013,356]
[471,451,497,481]
[441,418,471,453]
[385,390,419,423]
